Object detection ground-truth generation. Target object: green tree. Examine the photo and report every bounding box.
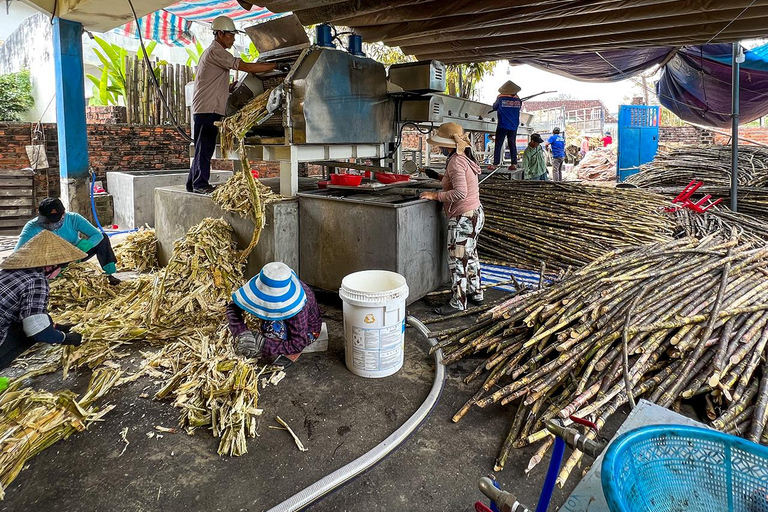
[363,42,414,66]
[0,70,34,121]
[446,62,497,99]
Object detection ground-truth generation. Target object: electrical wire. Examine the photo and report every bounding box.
[126,0,193,143]
[704,0,759,46]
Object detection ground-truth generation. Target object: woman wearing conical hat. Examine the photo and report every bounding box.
[488,80,523,172]
[0,231,85,368]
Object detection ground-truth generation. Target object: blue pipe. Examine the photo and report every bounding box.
[535,436,566,512]
[89,170,105,233]
[90,170,138,237]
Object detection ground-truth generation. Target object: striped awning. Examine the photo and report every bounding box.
[116,1,281,47]
[164,0,278,23]
[118,10,195,47]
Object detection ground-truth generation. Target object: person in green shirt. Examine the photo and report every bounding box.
[522,133,548,181]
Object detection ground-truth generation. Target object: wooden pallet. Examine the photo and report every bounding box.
[0,169,35,236]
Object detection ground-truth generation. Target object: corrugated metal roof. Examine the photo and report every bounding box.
[260,0,768,64]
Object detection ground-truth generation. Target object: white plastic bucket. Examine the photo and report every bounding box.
[339,270,409,378]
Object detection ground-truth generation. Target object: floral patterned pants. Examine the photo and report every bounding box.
[447,206,485,310]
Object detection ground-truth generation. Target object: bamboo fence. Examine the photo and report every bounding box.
[124,55,194,126]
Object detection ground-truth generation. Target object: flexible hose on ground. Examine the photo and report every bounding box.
[264,316,446,512]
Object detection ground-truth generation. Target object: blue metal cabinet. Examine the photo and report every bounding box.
[617,105,659,181]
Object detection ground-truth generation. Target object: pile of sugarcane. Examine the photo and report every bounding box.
[478,182,675,271]
[49,262,121,318]
[627,145,768,188]
[114,227,158,272]
[653,186,768,223]
[0,366,122,499]
[436,233,768,484]
[674,206,768,244]
[144,328,279,456]
[43,218,243,377]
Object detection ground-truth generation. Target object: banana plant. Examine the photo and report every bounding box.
[86,36,164,105]
[240,42,259,63]
[185,40,205,66]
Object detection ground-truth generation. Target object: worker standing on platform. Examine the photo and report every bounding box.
[187,16,284,195]
[15,198,121,285]
[419,122,485,315]
[523,134,548,181]
[488,81,523,172]
[0,231,85,368]
[545,127,566,181]
[226,262,322,360]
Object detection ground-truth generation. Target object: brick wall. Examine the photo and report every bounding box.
[713,127,768,146]
[658,126,714,146]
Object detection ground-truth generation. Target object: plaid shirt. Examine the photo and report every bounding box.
[226,282,322,356]
[0,269,50,345]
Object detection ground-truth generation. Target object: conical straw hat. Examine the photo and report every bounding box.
[498,80,521,95]
[0,230,87,270]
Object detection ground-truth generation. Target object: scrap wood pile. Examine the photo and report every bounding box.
[114,227,158,272]
[144,328,280,456]
[627,145,768,188]
[574,147,616,181]
[435,233,768,485]
[478,182,675,271]
[0,366,122,499]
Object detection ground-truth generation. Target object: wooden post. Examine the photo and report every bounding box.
[125,54,132,125]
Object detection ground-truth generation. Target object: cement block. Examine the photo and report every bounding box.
[108,169,232,229]
[154,185,298,279]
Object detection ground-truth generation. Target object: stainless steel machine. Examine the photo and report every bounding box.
[203,15,504,299]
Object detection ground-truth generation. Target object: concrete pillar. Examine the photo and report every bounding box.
[52,18,91,218]
[280,145,299,196]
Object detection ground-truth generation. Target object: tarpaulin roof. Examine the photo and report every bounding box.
[260,0,768,64]
[656,44,768,128]
[115,1,281,46]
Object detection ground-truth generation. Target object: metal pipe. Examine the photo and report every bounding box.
[731,42,740,212]
[264,316,445,511]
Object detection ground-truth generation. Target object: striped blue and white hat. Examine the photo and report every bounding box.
[232,262,307,321]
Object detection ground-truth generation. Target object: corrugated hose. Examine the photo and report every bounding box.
[264,316,445,511]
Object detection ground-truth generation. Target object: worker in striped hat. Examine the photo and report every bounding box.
[226,262,322,360]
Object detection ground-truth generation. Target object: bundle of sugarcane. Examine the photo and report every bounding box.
[0,366,122,499]
[145,328,279,456]
[626,145,768,188]
[478,181,675,271]
[218,88,274,158]
[436,233,768,484]
[114,227,158,272]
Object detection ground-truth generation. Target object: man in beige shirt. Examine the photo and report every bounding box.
[187,16,282,194]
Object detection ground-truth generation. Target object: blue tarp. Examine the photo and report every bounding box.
[656,44,768,127]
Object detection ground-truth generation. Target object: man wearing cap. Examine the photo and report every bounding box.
[545,128,566,181]
[488,80,523,172]
[226,262,322,360]
[522,134,548,181]
[15,197,121,285]
[0,231,85,368]
[187,16,286,195]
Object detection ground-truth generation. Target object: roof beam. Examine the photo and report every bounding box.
[354,0,680,42]
[290,0,448,26]
[399,4,768,55]
[429,28,768,63]
[398,0,768,53]
[328,0,559,27]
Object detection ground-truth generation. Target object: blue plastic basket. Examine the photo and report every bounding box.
[601,425,768,512]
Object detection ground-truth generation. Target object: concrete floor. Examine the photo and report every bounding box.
[0,286,615,512]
